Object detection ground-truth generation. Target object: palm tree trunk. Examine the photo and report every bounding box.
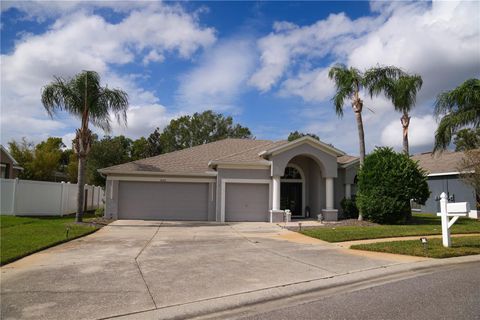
[353,102,365,222]
[355,110,366,166]
[401,113,410,155]
[76,155,86,223]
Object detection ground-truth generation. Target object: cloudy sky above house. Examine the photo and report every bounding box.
[1,1,479,155]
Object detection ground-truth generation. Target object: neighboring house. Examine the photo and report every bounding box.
[99,137,359,222]
[412,151,478,217]
[0,145,23,179]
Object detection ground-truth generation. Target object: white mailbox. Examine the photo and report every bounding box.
[438,193,470,248]
[446,202,469,216]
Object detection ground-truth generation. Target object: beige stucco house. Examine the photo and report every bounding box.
[99,136,359,222]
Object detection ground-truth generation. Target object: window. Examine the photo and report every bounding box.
[0,164,7,179]
[282,166,302,180]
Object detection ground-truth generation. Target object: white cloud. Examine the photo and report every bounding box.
[176,39,255,112]
[0,4,216,144]
[279,67,335,102]
[111,104,173,139]
[142,50,164,65]
[0,113,68,145]
[251,0,479,155]
[381,115,438,150]
[348,1,480,102]
[249,12,384,92]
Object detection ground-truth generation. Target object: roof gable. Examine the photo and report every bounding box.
[259,136,345,158]
[0,145,19,165]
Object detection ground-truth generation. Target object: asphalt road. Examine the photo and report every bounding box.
[233,261,480,320]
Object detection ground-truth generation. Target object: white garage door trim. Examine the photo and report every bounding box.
[221,178,272,222]
[108,175,216,183]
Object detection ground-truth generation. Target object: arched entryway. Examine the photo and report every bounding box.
[280,164,305,217]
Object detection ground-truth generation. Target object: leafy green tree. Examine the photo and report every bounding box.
[453,128,480,151]
[356,147,430,224]
[287,131,320,141]
[8,138,35,179]
[131,137,151,160]
[434,78,480,151]
[160,110,252,153]
[42,71,129,222]
[30,137,65,181]
[67,152,78,183]
[8,137,66,181]
[365,67,422,155]
[146,128,163,156]
[87,135,133,186]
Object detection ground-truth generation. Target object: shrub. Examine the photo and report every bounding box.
[356,147,430,224]
[95,207,105,218]
[340,198,359,219]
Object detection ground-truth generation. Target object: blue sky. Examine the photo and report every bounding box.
[1,1,479,155]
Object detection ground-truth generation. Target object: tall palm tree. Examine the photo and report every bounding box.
[328,65,367,166]
[329,65,405,221]
[433,78,480,151]
[42,71,129,222]
[365,67,422,155]
[328,65,368,221]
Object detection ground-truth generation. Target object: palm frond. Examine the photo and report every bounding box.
[328,64,357,117]
[434,78,480,116]
[41,71,129,133]
[364,65,405,99]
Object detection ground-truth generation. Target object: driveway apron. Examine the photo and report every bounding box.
[1,220,416,320]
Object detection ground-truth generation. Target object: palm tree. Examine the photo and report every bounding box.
[328,65,367,166]
[329,65,406,221]
[365,67,422,155]
[328,64,368,221]
[42,71,129,222]
[433,78,480,151]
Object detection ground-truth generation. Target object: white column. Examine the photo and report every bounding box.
[272,175,281,210]
[325,177,334,210]
[345,183,351,200]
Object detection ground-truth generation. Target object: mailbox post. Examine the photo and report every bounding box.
[439,193,450,247]
[438,192,469,248]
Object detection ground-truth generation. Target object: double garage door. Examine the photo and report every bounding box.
[118,181,209,220]
[117,181,270,222]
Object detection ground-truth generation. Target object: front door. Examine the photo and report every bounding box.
[281,182,302,217]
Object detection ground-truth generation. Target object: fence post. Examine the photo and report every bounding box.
[11,178,19,215]
[59,181,65,216]
[440,192,451,248]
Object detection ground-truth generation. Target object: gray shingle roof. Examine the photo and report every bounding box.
[99,138,354,175]
[411,151,466,174]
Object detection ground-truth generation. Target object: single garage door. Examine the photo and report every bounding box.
[118,181,209,220]
[225,183,269,222]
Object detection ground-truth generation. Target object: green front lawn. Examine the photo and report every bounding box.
[351,236,480,258]
[300,214,480,242]
[1,215,99,265]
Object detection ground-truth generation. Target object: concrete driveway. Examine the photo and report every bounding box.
[1,220,422,320]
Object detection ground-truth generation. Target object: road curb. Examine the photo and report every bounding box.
[103,254,480,320]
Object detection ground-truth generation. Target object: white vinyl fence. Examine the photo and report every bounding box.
[0,178,104,216]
